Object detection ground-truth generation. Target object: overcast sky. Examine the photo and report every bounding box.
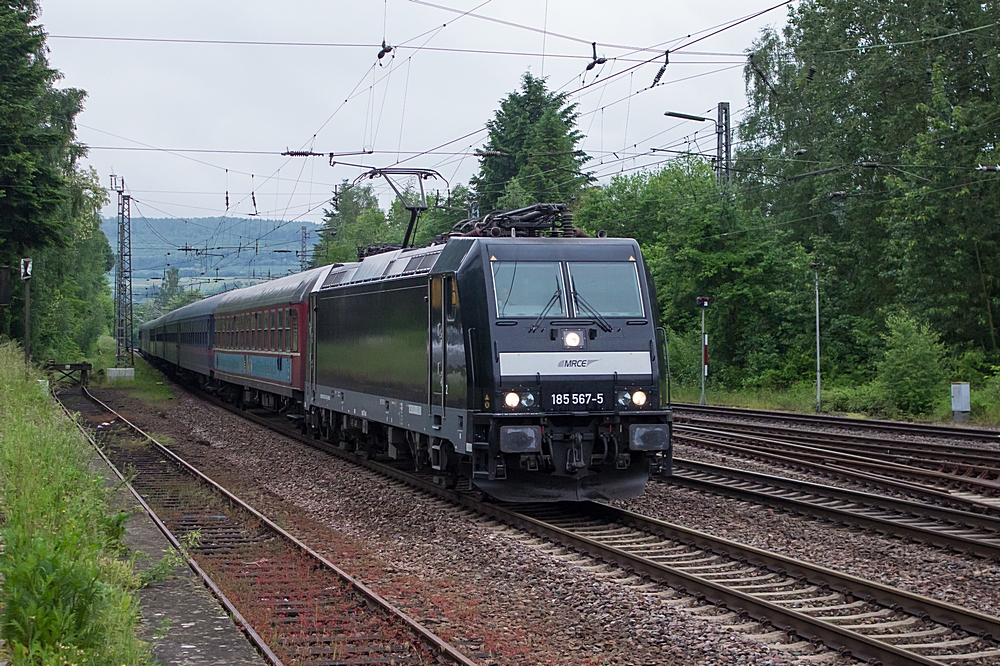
[40,0,792,229]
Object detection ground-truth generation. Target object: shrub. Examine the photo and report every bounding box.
[825,382,895,417]
[876,313,946,415]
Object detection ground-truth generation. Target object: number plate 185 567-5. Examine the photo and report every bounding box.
[547,391,607,410]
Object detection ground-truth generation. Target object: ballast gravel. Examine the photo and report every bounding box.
[95,386,843,666]
[644,442,1000,618]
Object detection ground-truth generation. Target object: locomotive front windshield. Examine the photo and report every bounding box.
[493,261,567,318]
[568,262,644,318]
[491,260,644,319]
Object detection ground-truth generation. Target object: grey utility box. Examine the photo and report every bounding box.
[951,382,971,423]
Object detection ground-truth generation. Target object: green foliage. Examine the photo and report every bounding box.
[0,5,115,361]
[880,57,1000,353]
[310,181,401,264]
[471,73,590,210]
[411,184,474,246]
[876,312,946,415]
[136,548,184,587]
[2,532,103,653]
[824,383,894,417]
[132,267,204,327]
[576,159,813,390]
[736,0,1000,377]
[0,1,87,262]
[0,342,150,664]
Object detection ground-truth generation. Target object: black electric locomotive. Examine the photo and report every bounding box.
[303,205,672,501]
[141,204,672,502]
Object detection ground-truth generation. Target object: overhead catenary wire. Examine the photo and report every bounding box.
[79,0,872,261]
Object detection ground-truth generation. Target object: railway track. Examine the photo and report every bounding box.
[677,418,1000,478]
[674,404,1000,443]
[59,388,477,666]
[668,458,1000,560]
[134,381,1000,666]
[676,427,1000,509]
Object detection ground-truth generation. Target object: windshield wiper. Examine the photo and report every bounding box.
[572,290,613,332]
[529,286,562,332]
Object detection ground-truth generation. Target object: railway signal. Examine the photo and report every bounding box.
[20,258,31,366]
[696,296,710,405]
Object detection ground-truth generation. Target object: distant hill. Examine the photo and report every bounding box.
[101,216,321,299]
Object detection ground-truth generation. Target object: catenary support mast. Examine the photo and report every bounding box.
[112,175,134,367]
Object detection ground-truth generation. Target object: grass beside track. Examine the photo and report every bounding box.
[0,341,151,665]
[90,335,173,404]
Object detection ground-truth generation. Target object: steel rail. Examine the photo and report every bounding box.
[679,418,1000,469]
[668,458,1000,560]
[674,404,1000,442]
[512,502,1000,665]
[172,383,1000,666]
[55,394,286,666]
[677,427,1000,498]
[78,388,478,666]
[675,431,1000,514]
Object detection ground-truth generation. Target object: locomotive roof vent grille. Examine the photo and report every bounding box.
[321,271,349,289]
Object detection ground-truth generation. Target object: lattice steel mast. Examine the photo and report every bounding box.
[111,175,134,367]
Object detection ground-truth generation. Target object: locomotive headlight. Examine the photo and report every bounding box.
[617,391,632,407]
[563,330,582,348]
[631,390,648,407]
[520,392,536,408]
[504,391,521,408]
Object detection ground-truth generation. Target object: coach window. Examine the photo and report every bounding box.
[264,310,270,350]
[290,309,298,352]
[271,309,278,351]
[284,308,291,351]
[277,309,285,351]
[270,309,277,350]
[258,311,263,350]
[272,309,278,350]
